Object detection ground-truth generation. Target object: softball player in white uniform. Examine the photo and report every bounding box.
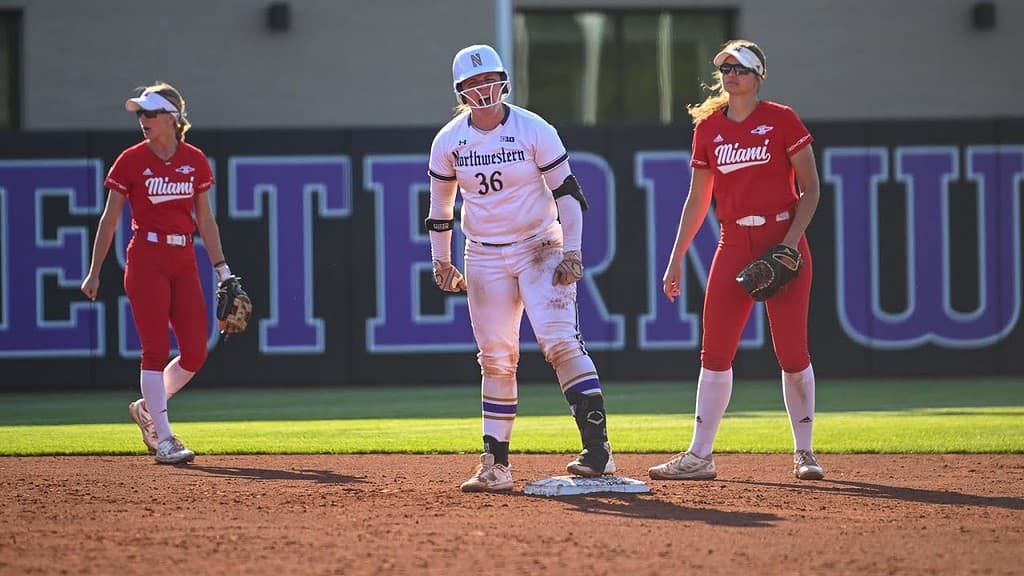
[427,44,615,492]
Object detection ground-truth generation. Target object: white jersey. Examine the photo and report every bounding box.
[428,104,569,245]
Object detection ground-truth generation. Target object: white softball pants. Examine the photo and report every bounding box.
[465,224,587,440]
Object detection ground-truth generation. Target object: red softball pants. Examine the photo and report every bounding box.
[700,214,812,373]
[124,234,209,372]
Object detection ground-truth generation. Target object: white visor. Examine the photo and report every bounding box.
[125,91,180,116]
[713,45,766,79]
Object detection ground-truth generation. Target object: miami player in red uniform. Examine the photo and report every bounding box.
[81,82,235,464]
[648,41,825,481]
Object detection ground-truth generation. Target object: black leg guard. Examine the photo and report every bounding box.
[483,435,510,466]
[565,392,610,471]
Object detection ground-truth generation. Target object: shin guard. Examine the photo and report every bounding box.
[565,391,609,471]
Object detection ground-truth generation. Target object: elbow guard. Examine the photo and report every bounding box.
[552,175,588,211]
[424,218,455,233]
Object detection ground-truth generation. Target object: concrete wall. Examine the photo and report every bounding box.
[11,0,1022,129]
[19,0,494,130]
[522,0,1023,121]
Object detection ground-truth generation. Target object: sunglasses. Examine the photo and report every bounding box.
[135,109,171,119]
[719,63,757,76]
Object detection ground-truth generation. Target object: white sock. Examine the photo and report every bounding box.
[481,375,517,441]
[163,356,195,399]
[687,367,733,458]
[141,370,173,442]
[783,364,816,452]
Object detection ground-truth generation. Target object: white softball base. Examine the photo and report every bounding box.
[523,475,650,496]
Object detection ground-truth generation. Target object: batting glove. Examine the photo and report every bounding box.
[552,250,584,286]
[432,260,467,293]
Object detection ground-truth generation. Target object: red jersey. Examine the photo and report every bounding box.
[104,141,214,235]
[690,100,812,222]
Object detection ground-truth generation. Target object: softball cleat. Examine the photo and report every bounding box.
[154,436,195,465]
[566,442,616,477]
[461,453,513,492]
[128,399,159,454]
[648,451,717,480]
[794,450,825,480]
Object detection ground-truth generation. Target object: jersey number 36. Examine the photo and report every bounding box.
[474,171,503,195]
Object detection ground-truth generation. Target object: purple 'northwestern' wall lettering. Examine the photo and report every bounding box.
[365,155,474,352]
[827,147,1022,349]
[636,152,765,350]
[229,156,351,354]
[0,160,105,357]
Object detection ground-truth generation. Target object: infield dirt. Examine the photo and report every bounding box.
[1,454,1021,575]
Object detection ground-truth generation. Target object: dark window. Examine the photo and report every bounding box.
[514,9,732,125]
[0,10,21,130]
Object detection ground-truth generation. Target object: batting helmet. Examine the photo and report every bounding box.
[452,44,509,94]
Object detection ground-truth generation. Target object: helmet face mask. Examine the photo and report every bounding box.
[452,44,510,107]
[457,77,509,109]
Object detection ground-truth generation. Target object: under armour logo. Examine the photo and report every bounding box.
[471,53,482,67]
[695,415,703,424]
[458,139,467,145]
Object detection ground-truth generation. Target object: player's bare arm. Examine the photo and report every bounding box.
[81,191,126,301]
[663,168,714,302]
[194,193,226,266]
[781,145,820,248]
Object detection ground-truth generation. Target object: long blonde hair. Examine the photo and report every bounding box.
[687,40,766,124]
[137,81,192,141]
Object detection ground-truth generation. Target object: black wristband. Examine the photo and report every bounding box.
[424,218,454,233]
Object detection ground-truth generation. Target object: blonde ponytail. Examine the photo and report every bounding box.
[687,79,729,124]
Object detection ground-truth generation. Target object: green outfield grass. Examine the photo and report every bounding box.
[0,378,1021,455]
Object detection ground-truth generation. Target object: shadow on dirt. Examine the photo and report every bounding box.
[518,492,782,526]
[187,465,366,484]
[723,479,1024,510]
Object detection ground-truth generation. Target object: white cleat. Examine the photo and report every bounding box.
[154,436,195,465]
[128,399,159,454]
[648,451,717,480]
[460,453,513,492]
[794,450,825,480]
